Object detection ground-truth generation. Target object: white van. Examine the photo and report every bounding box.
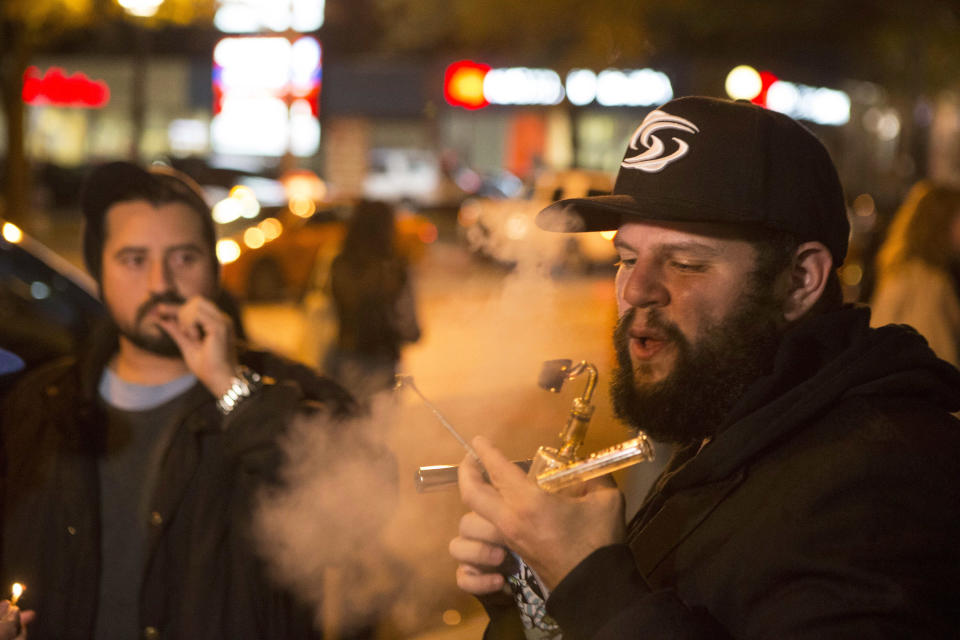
[362,148,443,208]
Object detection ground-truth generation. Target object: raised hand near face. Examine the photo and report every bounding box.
[156,295,240,397]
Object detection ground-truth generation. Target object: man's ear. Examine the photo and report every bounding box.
[782,242,833,322]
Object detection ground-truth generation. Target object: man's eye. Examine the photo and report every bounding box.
[122,255,145,267]
[670,261,706,272]
[169,252,200,268]
[615,257,637,268]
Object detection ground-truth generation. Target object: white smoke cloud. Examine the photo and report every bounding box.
[250,241,665,637]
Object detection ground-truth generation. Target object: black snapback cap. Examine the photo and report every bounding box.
[536,96,850,266]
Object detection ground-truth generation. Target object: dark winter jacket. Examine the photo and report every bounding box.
[492,306,960,639]
[0,326,366,640]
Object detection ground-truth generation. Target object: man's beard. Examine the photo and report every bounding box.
[610,284,784,445]
[111,291,186,358]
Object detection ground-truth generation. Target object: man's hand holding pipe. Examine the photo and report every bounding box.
[452,435,626,593]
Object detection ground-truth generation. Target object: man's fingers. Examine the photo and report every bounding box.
[449,535,506,568]
[156,317,191,349]
[457,451,499,501]
[177,298,228,341]
[459,510,506,546]
[471,436,528,489]
[455,564,505,596]
[457,452,514,526]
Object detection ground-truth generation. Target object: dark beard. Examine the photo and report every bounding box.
[610,287,784,445]
[114,290,186,358]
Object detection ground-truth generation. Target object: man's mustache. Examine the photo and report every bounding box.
[615,308,685,349]
[135,291,187,325]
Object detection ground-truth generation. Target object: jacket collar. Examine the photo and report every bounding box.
[72,319,223,450]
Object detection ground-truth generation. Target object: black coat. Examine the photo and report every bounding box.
[0,328,368,640]
[493,307,960,639]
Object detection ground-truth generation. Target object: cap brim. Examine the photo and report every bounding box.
[536,195,641,232]
[536,194,763,233]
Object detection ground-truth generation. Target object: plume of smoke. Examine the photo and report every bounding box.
[252,394,403,635]
[251,237,640,637]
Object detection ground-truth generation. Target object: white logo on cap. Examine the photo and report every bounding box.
[621,110,699,173]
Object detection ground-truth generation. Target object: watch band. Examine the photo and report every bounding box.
[216,366,263,416]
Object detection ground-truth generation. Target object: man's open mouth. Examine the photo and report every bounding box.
[629,331,670,359]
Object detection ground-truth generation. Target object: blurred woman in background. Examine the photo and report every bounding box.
[871,181,960,367]
[324,200,421,402]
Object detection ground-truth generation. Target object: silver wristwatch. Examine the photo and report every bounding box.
[216,366,263,416]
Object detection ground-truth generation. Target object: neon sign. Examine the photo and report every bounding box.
[443,60,490,110]
[211,36,322,157]
[725,65,850,126]
[22,67,110,108]
[443,60,672,109]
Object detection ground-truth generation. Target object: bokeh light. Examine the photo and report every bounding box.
[216,239,242,264]
[725,65,762,101]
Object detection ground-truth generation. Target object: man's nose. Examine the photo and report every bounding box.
[620,262,669,310]
[148,257,173,293]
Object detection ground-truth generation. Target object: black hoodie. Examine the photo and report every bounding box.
[541,306,960,640]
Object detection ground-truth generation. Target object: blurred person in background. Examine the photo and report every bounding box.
[0,162,369,640]
[870,181,960,367]
[448,97,960,638]
[324,199,421,402]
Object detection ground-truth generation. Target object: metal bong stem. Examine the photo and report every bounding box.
[394,374,483,465]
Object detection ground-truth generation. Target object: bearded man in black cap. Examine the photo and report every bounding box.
[449,97,960,638]
[0,163,379,640]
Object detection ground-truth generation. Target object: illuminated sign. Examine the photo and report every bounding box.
[215,0,326,33]
[211,35,321,157]
[444,60,490,110]
[22,66,110,108]
[566,68,672,107]
[118,0,163,17]
[724,65,850,126]
[443,60,672,109]
[483,67,564,106]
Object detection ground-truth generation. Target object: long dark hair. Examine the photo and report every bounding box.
[338,199,397,263]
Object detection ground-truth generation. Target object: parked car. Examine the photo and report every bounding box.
[457,169,618,272]
[219,198,437,302]
[0,220,105,391]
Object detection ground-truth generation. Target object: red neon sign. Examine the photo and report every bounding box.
[752,70,779,107]
[444,60,490,110]
[22,66,110,108]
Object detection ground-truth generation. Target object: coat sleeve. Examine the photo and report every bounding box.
[545,545,730,640]
[544,399,960,639]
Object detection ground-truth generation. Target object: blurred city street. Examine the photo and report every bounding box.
[3,1,959,637]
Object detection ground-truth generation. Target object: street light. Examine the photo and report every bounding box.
[116,0,164,160]
[117,0,163,18]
